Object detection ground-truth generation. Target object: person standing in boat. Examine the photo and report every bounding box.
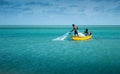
[70,24,79,36]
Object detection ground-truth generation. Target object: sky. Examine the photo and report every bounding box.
[0,0,120,25]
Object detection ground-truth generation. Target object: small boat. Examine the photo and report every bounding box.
[72,35,92,41]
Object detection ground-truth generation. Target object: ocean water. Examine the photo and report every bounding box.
[0,25,120,74]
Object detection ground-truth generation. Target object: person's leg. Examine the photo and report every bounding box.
[77,33,79,36]
[75,30,79,36]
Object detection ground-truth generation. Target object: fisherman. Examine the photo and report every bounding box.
[84,28,89,36]
[70,24,79,36]
[84,28,92,36]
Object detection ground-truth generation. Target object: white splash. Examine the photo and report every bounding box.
[78,31,85,37]
[52,32,70,41]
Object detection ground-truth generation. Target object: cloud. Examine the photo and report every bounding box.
[0,0,82,15]
[25,2,52,6]
[0,0,11,6]
[78,0,120,17]
[0,1,31,14]
[108,6,120,14]
[91,0,120,2]
[0,0,120,25]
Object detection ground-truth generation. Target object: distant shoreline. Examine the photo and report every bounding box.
[0,25,120,29]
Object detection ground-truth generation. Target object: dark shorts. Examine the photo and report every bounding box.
[74,30,78,34]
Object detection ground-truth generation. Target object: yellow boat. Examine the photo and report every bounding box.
[72,35,92,41]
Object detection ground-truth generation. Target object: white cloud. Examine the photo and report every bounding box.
[0,0,120,25]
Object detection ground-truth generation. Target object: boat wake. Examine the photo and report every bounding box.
[52,31,85,41]
[52,32,70,41]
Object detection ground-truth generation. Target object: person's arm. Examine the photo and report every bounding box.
[70,29,73,32]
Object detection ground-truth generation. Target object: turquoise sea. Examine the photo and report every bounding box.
[0,25,120,74]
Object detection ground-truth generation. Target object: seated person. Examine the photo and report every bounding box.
[84,28,89,36]
[84,28,92,36]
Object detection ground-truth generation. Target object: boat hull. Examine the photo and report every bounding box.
[72,35,92,41]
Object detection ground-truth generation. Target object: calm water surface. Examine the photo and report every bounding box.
[0,25,120,74]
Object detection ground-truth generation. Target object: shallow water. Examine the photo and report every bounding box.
[0,25,120,74]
